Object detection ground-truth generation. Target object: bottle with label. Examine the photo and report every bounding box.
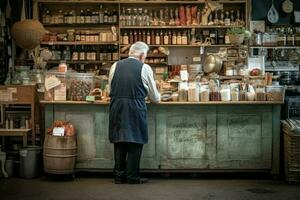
[99,5,104,24]
[155,31,161,45]
[172,31,177,45]
[210,30,217,45]
[138,30,142,41]
[85,9,91,24]
[79,64,86,73]
[104,8,108,23]
[287,28,295,46]
[164,31,169,45]
[160,31,164,44]
[182,31,188,45]
[120,8,126,26]
[142,31,146,43]
[168,31,172,44]
[123,32,129,45]
[224,11,230,26]
[79,10,85,24]
[72,46,79,61]
[79,45,85,60]
[113,9,118,24]
[146,31,151,44]
[177,32,182,45]
[129,30,134,44]
[144,9,150,26]
[213,11,219,25]
[58,10,64,24]
[277,28,287,46]
[230,10,235,25]
[133,30,138,42]
[63,12,68,24]
[126,8,132,26]
[151,31,155,45]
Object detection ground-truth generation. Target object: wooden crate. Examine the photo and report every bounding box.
[282,122,300,184]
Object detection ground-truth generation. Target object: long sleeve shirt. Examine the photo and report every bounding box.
[108,57,161,103]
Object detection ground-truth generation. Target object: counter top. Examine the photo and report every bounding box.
[40,100,284,105]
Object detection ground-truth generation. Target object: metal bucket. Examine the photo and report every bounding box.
[43,134,77,174]
[19,146,42,179]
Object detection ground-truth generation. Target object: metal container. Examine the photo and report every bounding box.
[203,55,223,74]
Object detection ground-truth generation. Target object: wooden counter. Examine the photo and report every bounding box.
[42,101,281,175]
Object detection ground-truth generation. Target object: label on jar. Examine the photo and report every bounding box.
[147,36,151,44]
[80,35,86,41]
[182,36,188,45]
[123,36,129,45]
[172,36,177,44]
[177,36,182,45]
[80,52,85,60]
[72,52,78,60]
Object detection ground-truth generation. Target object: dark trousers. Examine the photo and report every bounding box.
[114,142,143,182]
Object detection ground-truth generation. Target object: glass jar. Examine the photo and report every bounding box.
[200,84,210,102]
[255,87,266,101]
[220,84,231,101]
[209,85,221,101]
[277,28,287,46]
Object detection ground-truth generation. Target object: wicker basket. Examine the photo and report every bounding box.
[282,122,300,184]
[11,20,46,50]
[228,34,245,45]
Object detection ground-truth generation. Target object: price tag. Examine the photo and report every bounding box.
[86,95,95,102]
[53,127,64,136]
[45,75,61,91]
[180,70,189,81]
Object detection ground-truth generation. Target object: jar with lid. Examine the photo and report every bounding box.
[209,84,221,101]
[178,82,188,102]
[286,28,295,46]
[295,27,300,46]
[200,84,210,102]
[231,87,239,101]
[67,29,75,42]
[255,87,266,101]
[188,82,199,102]
[220,84,231,101]
[277,28,287,46]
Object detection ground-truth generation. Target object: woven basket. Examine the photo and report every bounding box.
[11,20,46,50]
[282,122,300,184]
[228,34,245,45]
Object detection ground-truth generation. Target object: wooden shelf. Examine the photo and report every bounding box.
[120,25,244,29]
[47,60,116,64]
[120,53,167,58]
[44,23,117,27]
[120,44,235,47]
[41,41,118,45]
[37,0,247,4]
[250,46,300,49]
[219,75,266,80]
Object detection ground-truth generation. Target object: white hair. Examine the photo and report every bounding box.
[128,42,149,57]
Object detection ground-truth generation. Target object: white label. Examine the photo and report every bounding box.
[180,70,189,81]
[54,83,67,101]
[45,76,61,91]
[295,11,300,23]
[53,127,64,136]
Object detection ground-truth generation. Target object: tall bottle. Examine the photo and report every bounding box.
[99,5,104,24]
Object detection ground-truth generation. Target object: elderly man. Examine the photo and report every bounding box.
[108,42,160,184]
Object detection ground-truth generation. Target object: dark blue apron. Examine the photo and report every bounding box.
[109,58,148,144]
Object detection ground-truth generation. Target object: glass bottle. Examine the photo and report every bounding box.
[58,10,64,24]
[175,8,180,26]
[129,30,134,44]
[168,31,172,44]
[214,10,219,25]
[142,31,146,43]
[126,8,132,26]
[219,10,225,25]
[132,8,138,26]
[120,8,126,26]
[138,30,142,41]
[63,12,68,24]
[85,9,91,24]
[143,9,150,26]
[123,32,129,45]
[164,8,170,26]
[151,31,155,45]
[164,31,169,45]
[155,31,160,45]
[153,10,159,26]
[146,30,151,44]
[160,30,164,44]
[134,30,138,42]
[104,8,108,23]
[277,28,287,46]
[230,10,235,25]
[182,31,188,45]
[177,31,182,45]
[99,5,104,24]
[137,8,143,26]
[287,28,295,46]
[224,11,230,26]
[113,9,118,24]
[172,31,177,45]
[159,9,164,25]
[79,45,85,60]
[169,8,175,26]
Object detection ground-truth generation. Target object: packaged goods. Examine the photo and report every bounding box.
[47,120,75,137]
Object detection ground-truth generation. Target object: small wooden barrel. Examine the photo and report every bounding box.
[43,134,77,174]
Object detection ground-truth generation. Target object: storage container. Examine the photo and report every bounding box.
[68,73,94,101]
[266,86,285,101]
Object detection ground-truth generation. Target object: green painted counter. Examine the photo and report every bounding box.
[42,101,282,175]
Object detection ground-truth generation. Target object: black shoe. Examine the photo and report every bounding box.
[127,178,148,184]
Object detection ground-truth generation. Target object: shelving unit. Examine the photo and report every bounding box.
[33,0,248,72]
[0,85,39,145]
